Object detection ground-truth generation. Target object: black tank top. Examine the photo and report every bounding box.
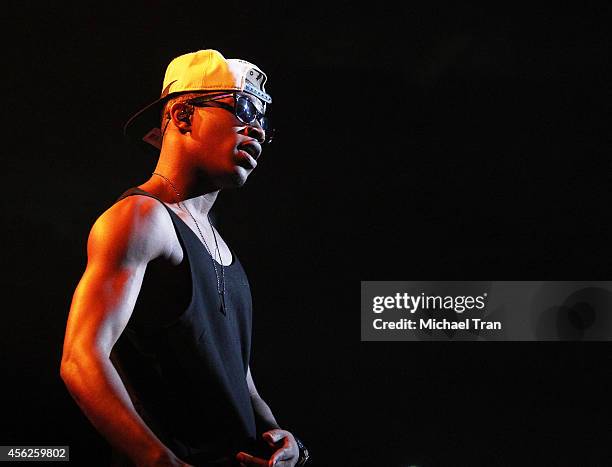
[109,188,264,466]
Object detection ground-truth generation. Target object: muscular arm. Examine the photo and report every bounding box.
[60,197,185,466]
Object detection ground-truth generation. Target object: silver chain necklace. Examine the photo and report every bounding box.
[151,172,226,313]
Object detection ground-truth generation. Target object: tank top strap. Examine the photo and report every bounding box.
[117,187,237,267]
[116,186,190,227]
[115,186,198,262]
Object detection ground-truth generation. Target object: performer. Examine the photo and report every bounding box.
[60,50,309,467]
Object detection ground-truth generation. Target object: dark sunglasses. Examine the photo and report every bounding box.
[187,93,275,144]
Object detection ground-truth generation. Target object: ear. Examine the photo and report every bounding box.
[169,101,193,133]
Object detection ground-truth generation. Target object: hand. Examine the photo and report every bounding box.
[235,429,299,467]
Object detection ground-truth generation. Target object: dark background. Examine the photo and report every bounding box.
[2,1,611,466]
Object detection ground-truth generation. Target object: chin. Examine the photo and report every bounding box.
[226,168,250,188]
[233,177,248,187]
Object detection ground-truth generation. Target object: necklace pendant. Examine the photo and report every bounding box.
[220,292,227,315]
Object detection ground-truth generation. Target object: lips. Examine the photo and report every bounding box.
[237,149,258,169]
[237,140,262,160]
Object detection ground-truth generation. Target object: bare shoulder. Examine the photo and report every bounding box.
[87,195,175,267]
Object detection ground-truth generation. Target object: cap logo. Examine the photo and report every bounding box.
[248,69,263,81]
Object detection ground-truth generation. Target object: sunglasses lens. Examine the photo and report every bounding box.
[236,96,257,124]
[259,116,270,131]
[236,95,273,143]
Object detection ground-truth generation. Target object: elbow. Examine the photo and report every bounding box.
[59,345,98,388]
[60,357,79,388]
[60,342,79,383]
[60,357,90,409]
[60,340,113,398]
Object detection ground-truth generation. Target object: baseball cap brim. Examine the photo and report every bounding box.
[123,95,170,155]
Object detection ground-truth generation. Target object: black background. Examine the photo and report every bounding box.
[2,1,611,466]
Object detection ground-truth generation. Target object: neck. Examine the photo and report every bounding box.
[140,164,220,218]
[142,134,227,216]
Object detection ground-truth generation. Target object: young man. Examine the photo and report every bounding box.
[60,50,309,467]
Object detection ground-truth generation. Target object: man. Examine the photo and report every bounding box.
[60,50,309,467]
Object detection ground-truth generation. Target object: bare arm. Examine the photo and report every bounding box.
[60,197,189,467]
[246,366,280,431]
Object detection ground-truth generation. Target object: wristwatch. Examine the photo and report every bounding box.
[294,436,310,466]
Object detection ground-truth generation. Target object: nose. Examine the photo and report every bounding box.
[244,120,266,144]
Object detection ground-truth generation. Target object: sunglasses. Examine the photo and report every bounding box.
[187,93,275,144]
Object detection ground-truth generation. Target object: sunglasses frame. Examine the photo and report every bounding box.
[187,92,274,143]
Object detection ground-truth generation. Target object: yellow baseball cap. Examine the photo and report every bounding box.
[124,49,272,151]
